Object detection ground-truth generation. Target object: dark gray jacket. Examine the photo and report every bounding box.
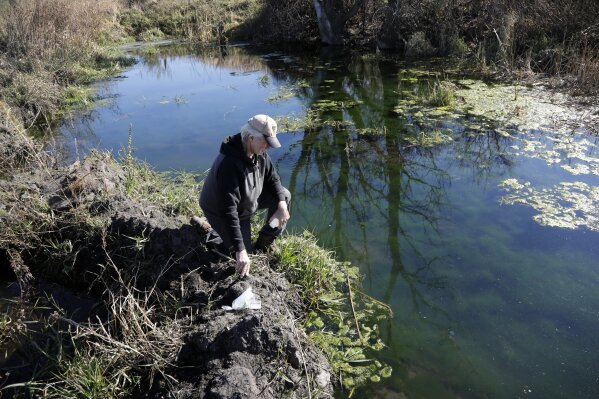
[200,133,286,252]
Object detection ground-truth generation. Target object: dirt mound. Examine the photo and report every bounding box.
[160,262,332,398]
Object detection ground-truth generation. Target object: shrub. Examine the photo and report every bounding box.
[405,31,435,57]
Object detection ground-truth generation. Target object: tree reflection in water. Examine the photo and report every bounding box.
[259,47,522,396]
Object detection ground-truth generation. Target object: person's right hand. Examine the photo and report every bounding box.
[236,249,251,277]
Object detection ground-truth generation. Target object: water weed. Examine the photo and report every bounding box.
[416,80,456,107]
[499,179,599,232]
[272,232,393,393]
[402,129,453,148]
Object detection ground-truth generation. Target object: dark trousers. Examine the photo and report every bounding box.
[203,187,291,253]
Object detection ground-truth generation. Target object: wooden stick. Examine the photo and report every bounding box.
[346,274,362,341]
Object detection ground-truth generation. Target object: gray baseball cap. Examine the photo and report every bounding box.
[246,114,281,148]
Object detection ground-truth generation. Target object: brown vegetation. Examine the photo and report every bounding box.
[120,0,263,44]
[0,0,130,129]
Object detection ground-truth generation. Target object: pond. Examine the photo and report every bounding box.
[57,43,599,399]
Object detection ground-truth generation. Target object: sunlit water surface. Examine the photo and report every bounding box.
[57,44,599,399]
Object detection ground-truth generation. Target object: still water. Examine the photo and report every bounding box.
[58,44,599,399]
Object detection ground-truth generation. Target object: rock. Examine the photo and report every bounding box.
[315,370,331,388]
[206,365,259,399]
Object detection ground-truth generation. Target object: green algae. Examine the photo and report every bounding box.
[402,129,453,148]
[264,79,311,103]
[499,179,599,232]
[265,84,296,103]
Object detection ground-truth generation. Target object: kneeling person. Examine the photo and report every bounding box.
[200,114,290,277]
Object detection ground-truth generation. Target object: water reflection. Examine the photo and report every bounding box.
[256,49,599,398]
[138,44,271,80]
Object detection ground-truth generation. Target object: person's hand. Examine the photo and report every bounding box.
[236,249,251,277]
[269,200,290,228]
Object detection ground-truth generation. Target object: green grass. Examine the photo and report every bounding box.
[36,349,127,399]
[121,160,203,218]
[417,80,456,107]
[120,130,203,218]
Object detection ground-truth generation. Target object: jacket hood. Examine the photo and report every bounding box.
[220,133,256,166]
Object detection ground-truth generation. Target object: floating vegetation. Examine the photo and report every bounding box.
[416,80,456,107]
[266,84,295,103]
[311,99,362,113]
[275,110,323,133]
[402,129,453,148]
[158,95,188,105]
[499,179,599,232]
[265,79,310,103]
[275,114,309,133]
[173,95,188,104]
[258,74,270,87]
[356,127,386,138]
[275,112,355,134]
[272,232,393,394]
[561,164,596,175]
[509,133,599,172]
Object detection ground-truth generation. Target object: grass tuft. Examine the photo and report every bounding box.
[120,128,203,218]
[417,80,456,107]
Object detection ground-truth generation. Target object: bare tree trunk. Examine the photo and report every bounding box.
[312,0,343,44]
[312,0,366,45]
[377,0,406,49]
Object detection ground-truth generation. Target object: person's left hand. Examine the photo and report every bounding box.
[269,200,290,228]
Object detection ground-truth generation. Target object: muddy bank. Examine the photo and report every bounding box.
[0,137,335,397]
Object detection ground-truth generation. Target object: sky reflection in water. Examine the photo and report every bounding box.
[58,44,599,399]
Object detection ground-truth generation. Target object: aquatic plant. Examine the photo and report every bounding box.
[265,80,312,103]
[402,129,453,148]
[416,80,456,107]
[265,85,296,103]
[272,232,393,394]
[499,179,599,232]
[276,109,358,136]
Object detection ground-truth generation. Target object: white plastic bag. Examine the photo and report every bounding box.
[222,287,261,311]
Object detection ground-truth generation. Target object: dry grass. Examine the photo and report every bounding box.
[8,257,189,398]
[120,0,263,44]
[0,0,130,128]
